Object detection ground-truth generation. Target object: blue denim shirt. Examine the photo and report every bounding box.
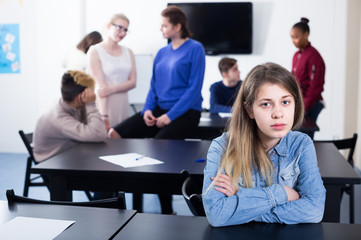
[202,131,326,227]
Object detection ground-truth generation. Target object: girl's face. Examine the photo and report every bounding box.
[108,18,129,43]
[246,82,295,150]
[290,27,309,49]
[160,17,180,39]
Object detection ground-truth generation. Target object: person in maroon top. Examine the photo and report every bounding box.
[290,17,325,138]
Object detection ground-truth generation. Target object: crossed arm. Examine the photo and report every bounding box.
[202,137,326,227]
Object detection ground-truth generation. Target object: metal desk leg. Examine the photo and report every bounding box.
[49,175,72,201]
[323,184,341,222]
[133,193,143,213]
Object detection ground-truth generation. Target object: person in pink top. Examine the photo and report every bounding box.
[88,13,137,131]
[33,71,107,163]
[290,18,325,138]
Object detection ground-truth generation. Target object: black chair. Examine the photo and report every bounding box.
[6,189,126,209]
[315,133,358,223]
[181,170,206,216]
[19,130,93,200]
[19,130,48,197]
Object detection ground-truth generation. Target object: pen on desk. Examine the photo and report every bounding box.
[195,158,206,162]
[135,155,147,161]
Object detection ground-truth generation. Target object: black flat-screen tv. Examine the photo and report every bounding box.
[168,2,253,55]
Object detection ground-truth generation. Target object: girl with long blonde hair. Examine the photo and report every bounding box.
[202,62,325,227]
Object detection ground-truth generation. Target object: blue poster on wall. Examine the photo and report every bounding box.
[0,24,20,74]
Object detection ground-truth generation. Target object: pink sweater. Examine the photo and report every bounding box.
[33,98,107,162]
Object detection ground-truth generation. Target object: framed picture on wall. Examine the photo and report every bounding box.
[0,24,20,74]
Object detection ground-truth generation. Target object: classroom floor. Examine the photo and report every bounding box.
[0,152,360,223]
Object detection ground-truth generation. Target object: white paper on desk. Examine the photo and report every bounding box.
[218,112,233,118]
[99,153,164,168]
[0,216,75,240]
[200,117,211,122]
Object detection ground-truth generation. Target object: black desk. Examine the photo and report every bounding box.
[113,213,361,240]
[0,201,136,240]
[190,112,230,140]
[31,139,360,222]
[314,142,361,222]
[199,112,229,128]
[31,139,209,200]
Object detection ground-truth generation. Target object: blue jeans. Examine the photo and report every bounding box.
[305,101,324,139]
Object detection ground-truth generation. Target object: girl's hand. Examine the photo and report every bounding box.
[212,173,237,197]
[156,114,171,128]
[283,185,300,201]
[143,110,157,126]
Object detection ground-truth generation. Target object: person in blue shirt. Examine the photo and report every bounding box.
[108,6,206,214]
[202,62,325,227]
[210,57,242,113]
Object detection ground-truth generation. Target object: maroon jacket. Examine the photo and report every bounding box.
[292,42,325,111]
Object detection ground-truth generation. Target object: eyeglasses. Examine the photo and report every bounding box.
[111,23,128,33]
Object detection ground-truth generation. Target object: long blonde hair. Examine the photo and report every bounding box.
[217,62,304,189]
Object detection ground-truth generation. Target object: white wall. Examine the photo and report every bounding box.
[0,0,351,153]
[0,1,39,152]
[351,0,361,170]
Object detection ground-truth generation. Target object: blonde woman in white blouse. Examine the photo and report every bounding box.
[88,13,136,130]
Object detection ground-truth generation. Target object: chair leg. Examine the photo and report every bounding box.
[23,157,32,197]
[350,185,354,224]
[85,191,93,201]
[133,193,143,212]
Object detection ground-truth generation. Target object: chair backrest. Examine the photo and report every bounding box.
[6,189,126,209]
[315,133,358,166]
[18,130,35,162]
[181,170,206,216]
